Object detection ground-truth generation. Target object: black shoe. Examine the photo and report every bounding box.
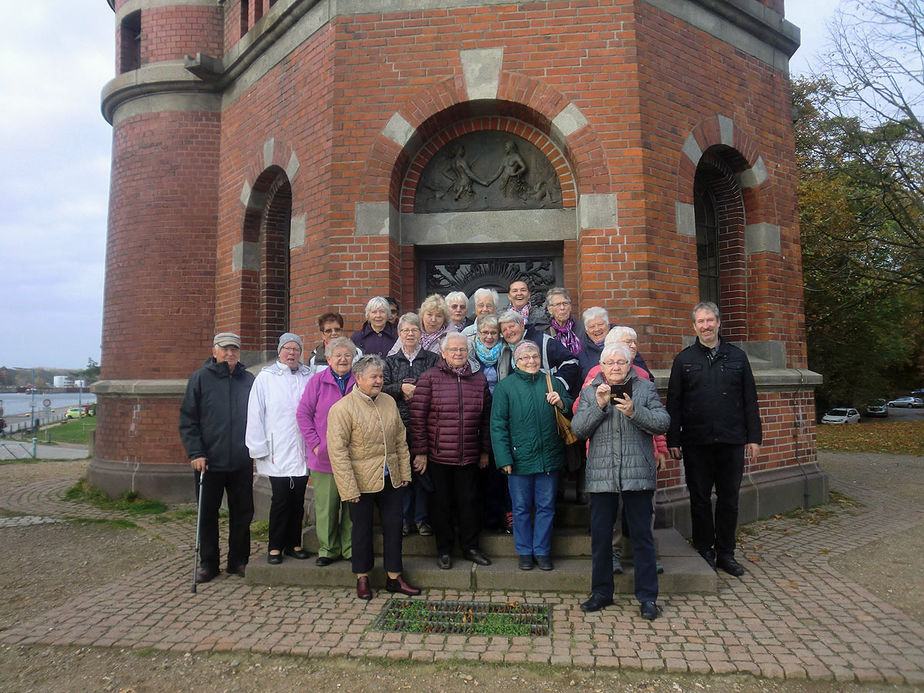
[438,553,452,570]
[640,601,661,620]
[417,521,433,536]
[284,547,310,560]
[518,555,534,571]
[385,575,421,596]
[535,555,554,571]
[580,594,613,613]
[315,556,336,567]
[267,551,282,565]
[463,548,492,566]
[195,567,218,583]
[717,555,746,576]
[402,523,414,537]
[699,549,717,571]
[226,564,246,577]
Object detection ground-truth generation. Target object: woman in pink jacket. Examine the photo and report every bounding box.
[296,337,357,566]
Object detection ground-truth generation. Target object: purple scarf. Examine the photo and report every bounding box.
[420,324,448,352]
[551,316,582,356]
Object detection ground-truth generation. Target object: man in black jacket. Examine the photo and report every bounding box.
[179,332,256,582]
[666,303,762,577]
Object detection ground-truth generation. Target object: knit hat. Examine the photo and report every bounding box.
[277,332,303,353]
[513,340,540,363]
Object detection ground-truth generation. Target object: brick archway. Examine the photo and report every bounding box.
[399,117,576,213]
[359,72,610,206]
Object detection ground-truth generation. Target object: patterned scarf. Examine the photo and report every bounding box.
[508,302,530,322]
[420,324,448,352]
[551,316,582,355]
[474,339,502,366]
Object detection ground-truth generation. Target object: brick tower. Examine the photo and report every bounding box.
[92,0,826,529]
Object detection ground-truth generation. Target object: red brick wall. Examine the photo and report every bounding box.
[95,396,186,466]
[140,6,224,64]
[102,111,222,380]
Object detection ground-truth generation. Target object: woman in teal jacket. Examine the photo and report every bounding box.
[490,341,573,571]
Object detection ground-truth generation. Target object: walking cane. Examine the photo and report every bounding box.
[191,469,206,594]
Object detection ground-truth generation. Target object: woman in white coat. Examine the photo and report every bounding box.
[246,332,313,564]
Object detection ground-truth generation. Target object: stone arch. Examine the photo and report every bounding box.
[675,115,777,342]
[359,72,610,206]
[238,166,293,358]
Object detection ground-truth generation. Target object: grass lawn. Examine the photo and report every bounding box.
[816,419,923,456]
[40,417,97,446]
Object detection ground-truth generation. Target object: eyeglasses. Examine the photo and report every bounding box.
[321,327,342,335]
[601,360,629,367]
[281,346,302,353]
[478,330,499,336]
[548,301,571,308]
[398,328,421,334]
[516,354,540,361]
[449,304,467,310]
[445,347,468,353]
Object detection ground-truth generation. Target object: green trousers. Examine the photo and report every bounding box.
[312,471,352,559]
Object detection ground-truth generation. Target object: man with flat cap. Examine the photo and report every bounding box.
[179,331,255,582]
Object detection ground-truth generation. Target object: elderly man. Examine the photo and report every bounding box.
[666,302,762,577]
[246,332,313,564]
[497,310,580,394]
[409,332,492,569]
[179,332,255,582]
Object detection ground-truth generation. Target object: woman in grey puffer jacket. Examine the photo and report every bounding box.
[571,344,669,620]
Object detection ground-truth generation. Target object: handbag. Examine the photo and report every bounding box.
[545,372,579,445]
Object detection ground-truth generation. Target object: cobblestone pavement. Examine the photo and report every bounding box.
[0,454,921,686]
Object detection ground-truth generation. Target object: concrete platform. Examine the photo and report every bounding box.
[246,527,717,594]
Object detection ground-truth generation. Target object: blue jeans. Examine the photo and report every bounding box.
[507,472,558,557]
[590,490,657,603]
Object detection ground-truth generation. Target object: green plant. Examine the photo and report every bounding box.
[64,478,167,516]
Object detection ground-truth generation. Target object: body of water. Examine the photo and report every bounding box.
[0,392,97,417]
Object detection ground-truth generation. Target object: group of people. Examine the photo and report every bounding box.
[179,279,762,620]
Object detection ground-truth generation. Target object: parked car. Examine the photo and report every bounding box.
[863,399,889,418]
[65,407,84,419]
[887,397,924,408]
[821,408,861,424]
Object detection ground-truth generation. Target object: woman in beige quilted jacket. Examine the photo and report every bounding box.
[327,354,420,601]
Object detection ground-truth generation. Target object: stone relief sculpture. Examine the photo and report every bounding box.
[415,132,562,213]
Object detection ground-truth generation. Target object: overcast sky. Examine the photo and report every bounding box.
[0,1,841,370]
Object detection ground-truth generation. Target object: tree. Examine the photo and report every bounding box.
[816,0,923,291]
[77,357,101,384]
[795,78,923,411]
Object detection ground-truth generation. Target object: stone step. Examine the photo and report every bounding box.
[246,529,717,594]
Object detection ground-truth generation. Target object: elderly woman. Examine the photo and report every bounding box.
[246,333,313,565]
[572,344,670,620]
[383,313,440,537]
[409,332,492,569]
[490,341,573,571]
[296,337,357,567]
[327,355,420,600]
[445,291,470,332]
[577,325,668,573]
[417,293,452,354]
[544,287,585,356]
[350,296,398,358]
[461,287,499,337]
[467,314,502,393]
[576,307,611,378]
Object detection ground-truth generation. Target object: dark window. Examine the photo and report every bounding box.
[240,0,249,37]
[694,176,720,305]
[119,12,141,73]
